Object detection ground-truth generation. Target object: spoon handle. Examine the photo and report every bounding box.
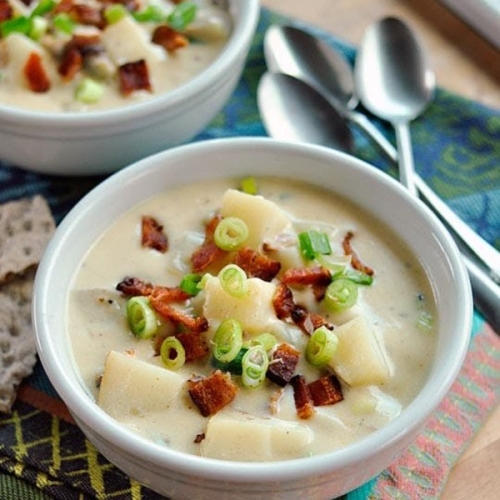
[353,110,500,283]
[393,122,419,197]
[463,253,500,333]
[347,108,398,162]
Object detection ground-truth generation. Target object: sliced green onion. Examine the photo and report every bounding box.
[160,336,186,370]
[133,5,165,23]
[212,318,243,363]
[306,326,339,366]
[214,216,249,251]
[179,273,203,296]
[247,332,277,353]
[104,4,129,24]
[416,311,433,331]
[241,345,269,388]
[240,176,258,195]
[75,78,104,104]
[31,0,57,17]
[126,296,158,339]
[53,13,76,34]
[323,278,358,312]
[1,16,31,37]
[298,229,332,261]
[212,346,248,375]
[342,269,374,286]
[167,1,197,31]
[218,264,248,298]
[28,16,48,40]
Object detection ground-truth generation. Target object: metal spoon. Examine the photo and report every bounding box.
[355,17,434,196]
[257,72,352,152]
[257,72,500,332]
[264,24,395,162]
[263,23,500,286]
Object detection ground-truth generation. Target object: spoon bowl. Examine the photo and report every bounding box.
[257,72,353,152]
[355,17,435,195]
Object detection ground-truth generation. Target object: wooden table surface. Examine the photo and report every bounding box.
[261,1,500,499]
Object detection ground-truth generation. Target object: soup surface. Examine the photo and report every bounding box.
[0,0,230,112]
[67,176,437,461]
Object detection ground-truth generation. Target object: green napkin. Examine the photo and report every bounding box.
[0,8,499,500]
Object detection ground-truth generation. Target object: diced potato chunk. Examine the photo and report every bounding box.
[328,316,392,386]
[2,33,54,84]
[201,411,312,461]
[220,189,292,250]
[202,275,283,336]
[98,350,184,418]
[101,16,164,66]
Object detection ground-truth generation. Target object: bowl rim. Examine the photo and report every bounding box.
[33,137,472,484]
[0,0,260,127]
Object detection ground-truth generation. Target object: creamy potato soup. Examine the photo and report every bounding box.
[0,0,230,112]
[67,177,437,461]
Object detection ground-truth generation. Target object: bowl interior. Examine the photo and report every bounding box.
[33,138,472,483]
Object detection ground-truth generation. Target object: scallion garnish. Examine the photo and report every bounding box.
[28,16,49,41]
[104,4,129,24]
[53,13,76,34]
[298,229,332,261]
[126,296,158,339]
[1,16,31,37]
[241,344,269,388]
[214,216,249,251]
[342,269,374,286]
[323,278,358,312]
[240,176,258,195]
[75,78,104,104]
[212,318,243,363]
[133,5,165,23]
[160,336,186,370]
[306,326,339,366]
[31,0,57,18]
[179,273,203,296]
[218,263,248,298]
[247,332,277,353]
[166,1,197,31]
[211,346,248,375]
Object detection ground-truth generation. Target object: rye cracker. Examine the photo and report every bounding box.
[0,195,55,412]
[0,195,55,284]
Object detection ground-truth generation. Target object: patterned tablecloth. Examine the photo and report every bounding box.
[1,8,499,500]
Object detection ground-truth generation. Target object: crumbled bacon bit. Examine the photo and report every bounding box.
[291,375,315,419]
[118,59,152,96]
[149,296,208,333]
[152,25,189,53]
[307,375,343,406]
[141,215,169,253]
[194,432,205,444]
[281,266,331,287]
[176,330,209,362]
[188,370,238,417]
[266,343,300,387]
[233,247,281,282]
[291,305,334,335]
[58,46,83,81]
[272,283,295,320]
[116,277,190,302]
[342,231,375,276]
[0,0,12,22]
[24,52,51,93]
[190,214,226,272]
[116,276,154,296]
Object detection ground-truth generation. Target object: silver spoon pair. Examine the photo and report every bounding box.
[258,22,500,331]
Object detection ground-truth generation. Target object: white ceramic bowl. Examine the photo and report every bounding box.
[0,1,259,176]
[33,138,472,500]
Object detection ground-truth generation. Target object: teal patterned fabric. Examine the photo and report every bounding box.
[0,8,499,500]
